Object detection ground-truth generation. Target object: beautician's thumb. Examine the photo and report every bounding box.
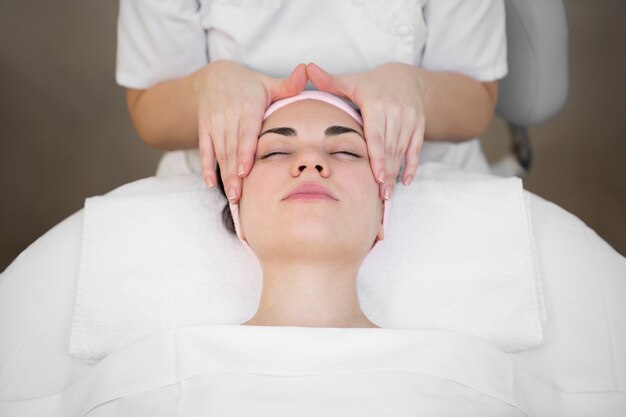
[265,63,308,102]
[305,62,357,103]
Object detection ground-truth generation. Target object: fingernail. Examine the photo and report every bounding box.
[383,187,391,201]
[403,175,413,186]
[206,176,215,188]
[228,187,238,201]
[238,164,245,177]
[377,170,385,184]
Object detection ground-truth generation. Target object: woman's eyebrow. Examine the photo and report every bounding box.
[324,125,364,140]
[259,125,364,140]
[259,127,296,138]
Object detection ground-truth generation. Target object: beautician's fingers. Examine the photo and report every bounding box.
[238,64,306,179]
[210,115,236,199]
[305,62,358,103]
[307,62,386,194]
[390,107,418,188]
[198,103,217,188]
[236,111,264,179]
[221,64,306,199]
[193,61,260,193]
[224,170,243,204]
[263,63,309,103]
[385,154,396,201]
[200,134,217,188]
[360,104,388,200]
[207,107,238,200]
[194,61,306,196]
[223,64,306,187]
[311,69,390,198]
[222,109,244,203]
[225,64,307,184]
[307,62,397,198]
[382,106,409,199]
[308,61,429,193]
[402,114,425,186]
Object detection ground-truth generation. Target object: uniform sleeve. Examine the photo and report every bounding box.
[116,0,208,89]
[421,0,508,82]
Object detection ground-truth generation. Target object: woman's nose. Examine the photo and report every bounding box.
[291,150,330,178]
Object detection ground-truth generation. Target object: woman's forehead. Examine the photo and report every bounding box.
[262,99,362,132]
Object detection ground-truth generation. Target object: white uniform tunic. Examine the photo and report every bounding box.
[116,0,508,176]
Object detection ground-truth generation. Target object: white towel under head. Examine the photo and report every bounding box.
[71,163,545,364]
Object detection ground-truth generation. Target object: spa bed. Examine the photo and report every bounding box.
[0,171,624,416]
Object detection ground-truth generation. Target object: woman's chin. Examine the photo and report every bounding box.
[284,226,338,246]
[252,225,347,257]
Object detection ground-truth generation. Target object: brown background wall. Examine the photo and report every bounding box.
[1,0,624,272]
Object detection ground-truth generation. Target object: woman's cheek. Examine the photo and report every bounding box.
[345,163,380,191]
[243,166,279,204]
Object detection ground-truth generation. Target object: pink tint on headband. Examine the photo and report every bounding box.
[263,90,363,125]
[229,90,388,251]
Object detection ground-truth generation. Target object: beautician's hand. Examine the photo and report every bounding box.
[306,62,426,200]
[193,60,308,203]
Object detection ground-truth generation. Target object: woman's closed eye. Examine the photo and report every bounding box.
[259,151,291,160]
[331,150,362,158]
[258,150,362,159]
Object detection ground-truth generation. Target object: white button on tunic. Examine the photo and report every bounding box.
[396,24,414,37]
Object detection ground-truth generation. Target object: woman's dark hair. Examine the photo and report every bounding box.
[215,163,237,235]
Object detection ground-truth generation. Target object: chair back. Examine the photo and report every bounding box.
[496,0,569,127]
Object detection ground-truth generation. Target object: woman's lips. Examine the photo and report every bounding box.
[283,183,338,201]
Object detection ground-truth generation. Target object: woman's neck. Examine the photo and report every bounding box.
[242,259,378,328]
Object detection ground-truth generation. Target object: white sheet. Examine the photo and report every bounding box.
[1,179,624,415]
[1,325,625,416]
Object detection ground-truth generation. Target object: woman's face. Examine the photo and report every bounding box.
[238,99,384,261]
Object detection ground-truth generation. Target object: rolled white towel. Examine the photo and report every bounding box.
[70,163,545,363]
